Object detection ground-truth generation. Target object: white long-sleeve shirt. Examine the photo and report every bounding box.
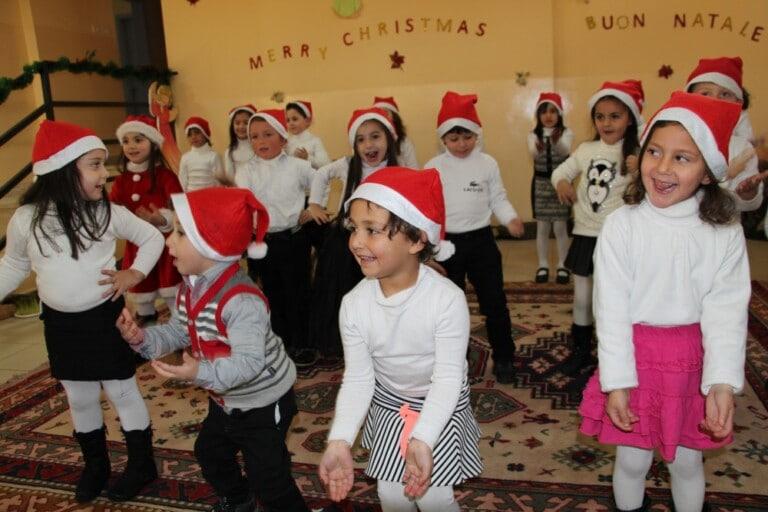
[593,196,750,395]
[0,203,164,312]
[234,152,314,232]
[286,130,331,170]
[179,144,224,192]
[398,136,419,168]
[309,157,388,212]
[328,265,470,449]
[223,139,255,183]
[527,127,574,158]
[734,110,754,142]
[425,149,518,233]
[723,134,763,212]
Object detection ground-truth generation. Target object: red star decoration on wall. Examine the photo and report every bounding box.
[658,64,673,79]
[389,51,405,70]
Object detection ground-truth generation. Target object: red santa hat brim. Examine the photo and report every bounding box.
[249,113,288,140]
[348,112,398,147]
[33,135,108,176]
[588,88,644,126]
[171,194,242,262]
[116,120,164,146]
[686,72,743,101]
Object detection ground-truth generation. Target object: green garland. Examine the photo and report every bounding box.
[0,53,176,106]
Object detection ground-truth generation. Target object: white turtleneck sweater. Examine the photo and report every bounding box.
[179,143,223,192]
[593,195,750,395]
[398,136,419,168]
[223,139,255,182]
[309,157,388,213]
[526,127,574,158]
[286,130,331,170]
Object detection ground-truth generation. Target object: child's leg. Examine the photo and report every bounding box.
[536,220,552,268]
[376,480,417,512]
[667,446,705,512]
[572,275,593,326]
[60,380,105,432]
[613,445,653,510]
[131,291,158,317]
[416,485,460,512]
[158,285,179,315]
[101,378,150,431]
[552,220,569,269]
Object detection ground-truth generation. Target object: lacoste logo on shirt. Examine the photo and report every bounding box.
[464,180,483,192]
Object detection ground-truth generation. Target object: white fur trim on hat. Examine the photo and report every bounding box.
[116,121,164,146]
[437,118,482,138]
[293,102,311,119]
[537,99,563,115]
[373,101,399,114]
[348,112,397,147]
[249,113,288,140]
[171,194,241,262]
[686,72,743,101]
[33,135,107,176]
[228,105,258,122]
[247,242,268,259]
[435,240,455,262]
[185,123,210,141]
[588,89,644,126]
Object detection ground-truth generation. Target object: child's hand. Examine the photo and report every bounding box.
[606,389,638,432]
[734,170,768,201]
[506,218,525,238]
[403,438,433,500]
[151,350,200,381]
[307,203,331,224]
[99,268,145,300]
[293,147,309,160]
[116,307,144,347]
[318,440,355,502]
[555,180,577,205]
[535,139,544,152]
[701,384,735,439]
[136,203,167,227]
[625,155,639,175]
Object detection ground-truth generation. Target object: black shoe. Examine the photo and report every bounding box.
[669,500,710,512]
[492,359,516,384]
[534,267,549,283]
[211,495,256,512]
[292,348,319,368]
[107,425,158,501]
[559,323,595,376]
[614,493,650,511]
[73,426,111,503]
[555,267,571,285]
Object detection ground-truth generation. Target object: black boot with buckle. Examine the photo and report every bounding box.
[107,425,158,501]
[73,425,111,503]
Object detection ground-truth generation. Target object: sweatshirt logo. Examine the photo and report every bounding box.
[464,180,483,192]
[586,158,617,212]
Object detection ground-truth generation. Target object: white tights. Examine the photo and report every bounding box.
[572,274,593,326]
[536,220,570,268]
[61,378,150,433]
[376,481,459,512]
[614,446,705,511]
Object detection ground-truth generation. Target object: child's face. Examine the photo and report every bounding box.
[690,82,742,105]
[539,104,560,128]
[121,132,152,164]
[347,200,424,285]
[233,112,250,140]
[187,127,207,148]
[166,216,211,276]
[249,120,286,160]
[285,108,311,135]
[355,120,389,166]
[640,123,710,209]
[76,149,109,201]
[593,98,631,145]
[442,131,478,159]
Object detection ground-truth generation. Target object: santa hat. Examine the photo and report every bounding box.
[372,96,400,114]
[344,167,455,261]
[588,80,645,125]
[184,116,211,141]
[228,104,258,122]
[116,114,164,146]
[32,120,108,176]
[288,100,313,119]
[171,187,270,261]
[640,91,741,182]
[536,92,564,115]
[248,109,288,139]
[347,108,398,147]
[685,56,744,101]
[437,91,482,138]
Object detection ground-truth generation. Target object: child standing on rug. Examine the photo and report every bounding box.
[285,100,331,169]
[0,120,164,503]
[223,104,257,183]
[551,80,644,376]
[179,117,224,192]
[528,92,573,284]
[318,167,482,512]
[111,115,184,324]
[578,92,750,512]
[374,96,419,168]
[116,187,310,512]
[424,91,524,384]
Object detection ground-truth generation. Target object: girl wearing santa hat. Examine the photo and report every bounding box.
[0,120,165,503]
[373,96,420,168]
[178,116,224,192]
[579,92,749,512]
[223,104,257,184]
[111,115,184,325]
[285,100,331,169]
[528,92,574,284]
[551,79,643,376]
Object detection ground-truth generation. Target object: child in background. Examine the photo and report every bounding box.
[117,187,310,512]
[528,92,573,284]
[223,104,257,183]
[319,167,482,512]
[551,80,643,376]
[374,96,419,168]
[425,91,524,384]
[285,100,331,169]
[179,117,224,192]
[0,120,164,503]
[112,115,184,324]
[579,92,749,512]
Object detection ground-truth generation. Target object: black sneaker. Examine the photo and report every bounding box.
[492,360,516,384]
[292,348,319,368]
[211,495,255,512]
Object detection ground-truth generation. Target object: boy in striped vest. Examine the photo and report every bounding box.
[116,187,309,512]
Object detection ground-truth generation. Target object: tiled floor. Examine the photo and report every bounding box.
[1,238,767,385]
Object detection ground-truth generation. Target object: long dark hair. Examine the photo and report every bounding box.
[389,110,407,155]
[118,142,167,193]
[623,121,736,225]
[533,102,565,142]
[342,120,399,204]
[20,160,111,259]
[227,110,252,167]
[590,96,639,175]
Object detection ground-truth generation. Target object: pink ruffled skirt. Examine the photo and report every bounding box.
[578,323,732,462]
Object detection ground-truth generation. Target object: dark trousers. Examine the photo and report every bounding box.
[247,228,310,351]
[194,390,309,511]
[443,226,515,362]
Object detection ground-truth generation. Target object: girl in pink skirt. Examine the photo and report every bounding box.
[578,91,750,512]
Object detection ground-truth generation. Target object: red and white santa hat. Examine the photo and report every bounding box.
[248,109,288,139]
[228,104,258,122]
[184,116,211,141]
[344,166,455,261]
[640,91,741,182]
[347,108,398,147]
[588,79,645,125]
[437,91,482,138]
[32,120,108,176]
[536,92,564,115]
[288,100,313,119]
[116,114,164,146]
[373,96,400,114]
[171,187,271,261]
[685,56,744,101]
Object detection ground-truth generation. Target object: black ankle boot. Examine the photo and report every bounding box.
[107,425,158,501]
[614,493,650,512]
[73,426,111,503]
[559,323,595,376]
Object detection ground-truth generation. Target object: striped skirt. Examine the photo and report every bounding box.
[361,381,483,486]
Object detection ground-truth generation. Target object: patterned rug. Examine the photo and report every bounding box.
[0,282,766,511]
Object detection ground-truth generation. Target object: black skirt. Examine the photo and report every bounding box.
[41,297,137,381]
[564,234,598,277]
